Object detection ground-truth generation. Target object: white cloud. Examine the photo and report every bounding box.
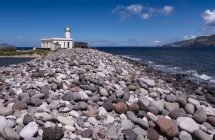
[113,4,174,20]
[126,4,143,14]
[162,6,174,15]
[141,13,150,19]
[202,9,215,26]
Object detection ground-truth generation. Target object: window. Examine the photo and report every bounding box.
[68,42,70,48]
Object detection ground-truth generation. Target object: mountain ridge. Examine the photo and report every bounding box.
[163,34,215,47]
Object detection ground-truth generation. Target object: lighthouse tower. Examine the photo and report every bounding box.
[65,26,71,39]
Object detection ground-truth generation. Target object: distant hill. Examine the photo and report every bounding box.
[163,34,215,47]
[0,43,16,52]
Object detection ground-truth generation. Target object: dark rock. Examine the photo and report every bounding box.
[137,111,146,118]
[192,129,211,140]
[102,101,114,112]
[23,114,34,125]
[128,103,140,113]
[41,86,51,99]
[207,116,215,126]
[124,129,137,140]
[30,98,43,107]
[169,108,186,119]
[147,128,159,140]
[42,127,64,140]
[81,128,92,138]
[114,102,128,114]
[109,94,117,103]
[122,90,130,101]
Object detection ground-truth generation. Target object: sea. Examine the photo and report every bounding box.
[97,47,215,84]
[0,46,215,84]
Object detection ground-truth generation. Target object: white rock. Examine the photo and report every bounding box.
[88,117,98,126]
[188,98,200,109]
[104,115,115,124]
[99,107,108,117]
[0,116,8,133]
[99,88,108,96]
[57,116,74,126]
[177,117,199,133]
[147,112,158,122]
[79,91,89,100]
[69,111,80,118]
[139,78,155,87]
[128,95,138,103]
[20,122,38,139]
[120,114,127,120]
[96,72,105,79]
[44,121,56,128]
[37,102,51,112]
[139,88,149,96]
[64,125,75,131]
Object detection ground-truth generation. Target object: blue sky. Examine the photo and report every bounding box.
[0,0,215,47]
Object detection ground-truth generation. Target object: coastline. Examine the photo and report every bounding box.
[0,55,41,58]
[0,48,214,139]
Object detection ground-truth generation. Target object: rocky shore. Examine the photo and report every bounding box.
[0,48,215,140]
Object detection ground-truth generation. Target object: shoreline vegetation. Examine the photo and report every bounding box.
[0,48,214,139]
[0,45,50,58]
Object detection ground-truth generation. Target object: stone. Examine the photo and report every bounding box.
[23,114,34,125]
[169,108,186,119]
[57,116,74,126]
[102,101,114,112]
[0,116,8,133]
[147,105,159,115]
[127,111,149,129]
[139,78,155,87]
[124,129,137,140]
[156,116,179,137]
[128,103,139,113]
[79,101,88,110]
[192,129,211,140]
[42,127,64,140]
[193,108,207,123]
[19,122,38,139]
[107,125,119,139]
[184,103,195,114]
[114,102,128,114]
[88,117,98,126]
[133,127,147,137]
[0,107,13,116]
[30,98,43,107]
[176,96,187,107]
[99,88,108,96]
[178,131,192,140]
[116,89,124,98]
[12,101,28,111]
[187,98,200,109]
[165,94,176,102]
[150,100,164,112]
[147,112,158,122]
[82,128,92,138]
[99,107,108,117]
[177,117,199,133]
[164,102,179,112]
[3,127,20,140]
[207,116,215,126]
[121,120,134,129]
[147,128,159,140]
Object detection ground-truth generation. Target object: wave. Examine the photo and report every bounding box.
[120,55,215,84]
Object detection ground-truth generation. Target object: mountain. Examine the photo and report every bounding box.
[164,34,215,47]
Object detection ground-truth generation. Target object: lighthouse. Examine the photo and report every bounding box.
[65,26,71,39]
[41,26,73,50]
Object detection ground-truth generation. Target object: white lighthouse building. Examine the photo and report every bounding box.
[41,27,73,50]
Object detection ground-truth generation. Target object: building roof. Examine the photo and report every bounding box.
[41,38,73,41]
